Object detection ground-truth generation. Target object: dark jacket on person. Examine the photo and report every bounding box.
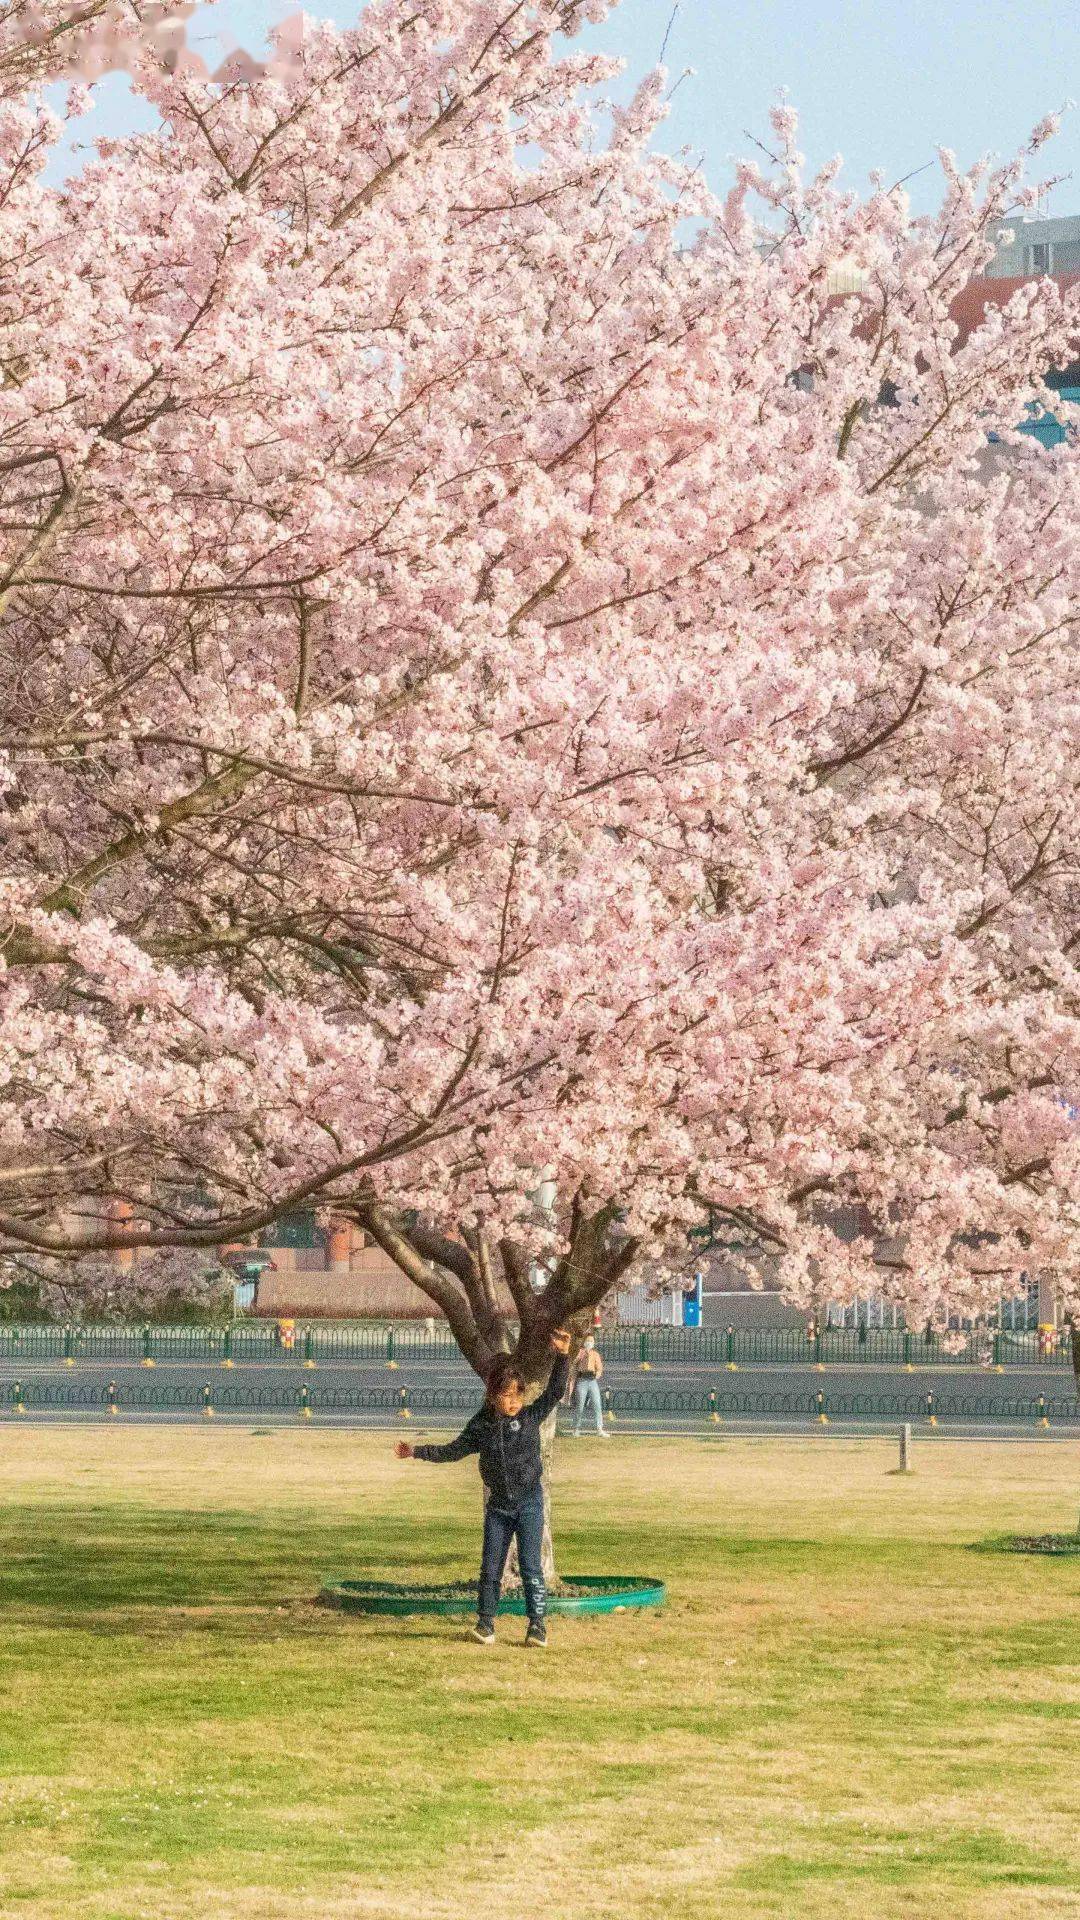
[413,1356,569,1508]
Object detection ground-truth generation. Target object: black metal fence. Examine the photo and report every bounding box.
[4,1375,1077,1425]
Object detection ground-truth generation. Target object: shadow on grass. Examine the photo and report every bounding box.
[2,1500,915,1622]
[0,1504,465,1614]
[734,1827,1080,1896]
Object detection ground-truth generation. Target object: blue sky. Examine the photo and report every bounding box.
[53,0,1080,215]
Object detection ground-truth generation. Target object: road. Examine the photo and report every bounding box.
[2,1355,1077,1437]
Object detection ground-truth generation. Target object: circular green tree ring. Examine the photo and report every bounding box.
[320,1574,666,1616]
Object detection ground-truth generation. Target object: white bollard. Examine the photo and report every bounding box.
[898,1423,913,1473]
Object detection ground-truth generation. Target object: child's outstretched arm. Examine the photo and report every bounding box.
[530,1328,572,1423]
[396,1413,481,1463]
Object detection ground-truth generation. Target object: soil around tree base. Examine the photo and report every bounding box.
[992,1534,1080,1556]
[319,1574,666,1615]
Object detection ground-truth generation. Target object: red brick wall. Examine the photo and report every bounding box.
[255,1242,422,1317]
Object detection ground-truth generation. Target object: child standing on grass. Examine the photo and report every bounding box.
[396,1327,572,1647]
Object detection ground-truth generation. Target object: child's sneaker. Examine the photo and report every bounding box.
[524,1621,547,1649]
[471,1619,495,1645]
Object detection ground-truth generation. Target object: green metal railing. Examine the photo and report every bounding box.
[0,1321,462,1366]
[0,1321,1071,1369]
[612,1325,1072,1368]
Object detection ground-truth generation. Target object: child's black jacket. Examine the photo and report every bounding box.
[414,1356,569,1507]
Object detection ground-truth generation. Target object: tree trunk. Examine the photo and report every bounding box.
[1072,1323,1080,1538]
[537,1408,557,1582]
[361,1204,628,1581]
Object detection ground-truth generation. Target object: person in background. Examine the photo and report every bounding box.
[569,1334,609,1438]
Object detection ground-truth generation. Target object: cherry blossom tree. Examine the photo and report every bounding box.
[0,1241,231,1320]
[0,2,1077,1414]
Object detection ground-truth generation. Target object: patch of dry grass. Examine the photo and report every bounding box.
[0,1427,1078,1919]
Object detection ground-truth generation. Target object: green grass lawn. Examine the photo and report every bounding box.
[0,1426,1078,1920]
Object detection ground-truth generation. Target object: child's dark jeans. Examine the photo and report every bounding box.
[478,1485,545,1625]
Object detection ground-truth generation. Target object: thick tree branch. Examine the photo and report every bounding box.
[357,1204,490,1376]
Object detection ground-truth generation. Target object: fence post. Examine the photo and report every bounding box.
[604,1387,616,1427]
[925,1391,937,1427]
[107,1379,119,1418]
[300,1384,313,1421]
[726,1325,737,1371]
[1038,1395,1049,1429]
[709,1387,720,1426]
[63,1325,75,1368]
[992,1331,1002,1372]
[203,1381,214,1421]
[814,1321,824,1370]
[304,1326,316,1370]
[13,1379,25,1416]
[903,1331,912,1371]
[222,1324,234,1369]
[898,1424,913,1472]
[639,1331,651,1371]
[398,1385,410,1421]
[386,1327,399,1370]
[142,1324,155,1368]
